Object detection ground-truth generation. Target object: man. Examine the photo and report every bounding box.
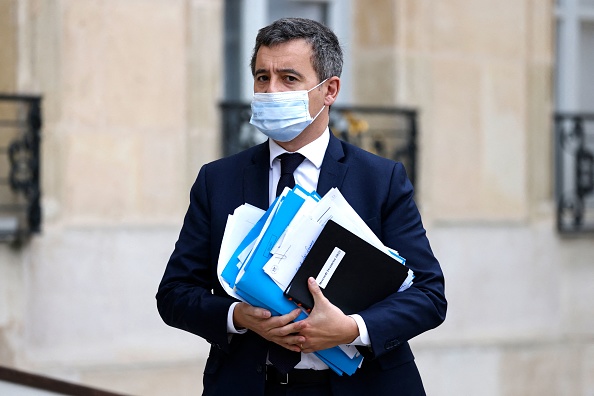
[157,17,446,395]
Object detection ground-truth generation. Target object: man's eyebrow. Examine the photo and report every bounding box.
[253,68,304,79]
[278,68,304,78]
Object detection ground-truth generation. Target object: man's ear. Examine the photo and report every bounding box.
[324,76,341,106]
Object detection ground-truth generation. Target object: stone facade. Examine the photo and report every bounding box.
[1,0,593,395]
[1,1,222,394]
[350,1,593,395]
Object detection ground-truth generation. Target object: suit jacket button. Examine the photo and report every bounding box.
[385,339,400,350]
[256,364,264,374]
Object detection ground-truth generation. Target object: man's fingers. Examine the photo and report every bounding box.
[287,308,302,320]
[268,311,304,336]
[273,308,301,326]
[307,277,325,302]
[237,303,306,344]
[275,334,305,352]
[254,307,272,319]
[240,303,271,319]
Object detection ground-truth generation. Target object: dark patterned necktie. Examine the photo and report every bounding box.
[275,153,305,197]
[269,342,301,374]
[269,152,305,373]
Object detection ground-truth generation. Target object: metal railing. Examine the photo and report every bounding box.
[0,365,126,396]
[555,112,594,233]
[0,94,42,243]
[220,102,418,186]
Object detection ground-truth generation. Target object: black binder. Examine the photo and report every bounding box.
[284,220,408,315]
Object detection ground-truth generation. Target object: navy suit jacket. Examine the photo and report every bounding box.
[157,133,446,395]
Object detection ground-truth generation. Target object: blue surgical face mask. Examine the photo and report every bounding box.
[249,79,327,142]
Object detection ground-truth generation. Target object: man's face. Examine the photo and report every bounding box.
[253,39,324,119]
[252,38,339,151]
[254,39,319,93]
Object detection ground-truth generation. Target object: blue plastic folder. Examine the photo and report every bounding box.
[224,187,363,375]
[221,196,279,289]
[235,188,309,318]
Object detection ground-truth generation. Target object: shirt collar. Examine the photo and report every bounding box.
[268,128,330,169]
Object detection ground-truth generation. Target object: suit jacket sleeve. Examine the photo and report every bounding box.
[156,165,236,352]
[356,161,446,360]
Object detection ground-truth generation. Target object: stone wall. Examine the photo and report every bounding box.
[352,0,594,395]
[0,0,22,370]
[1,1,223,395]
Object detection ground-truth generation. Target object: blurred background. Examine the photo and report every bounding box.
[1,0,593,395]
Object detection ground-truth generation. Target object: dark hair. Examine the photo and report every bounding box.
[250,17,343,82]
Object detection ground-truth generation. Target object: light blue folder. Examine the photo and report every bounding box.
[220,196,279,288]
[235,188,308,317]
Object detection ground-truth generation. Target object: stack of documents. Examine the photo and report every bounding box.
[217,185,414,375]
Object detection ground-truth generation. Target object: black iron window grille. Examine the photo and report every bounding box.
[0,94,42,243]
[220,102,418,186]
[555,112,594,233]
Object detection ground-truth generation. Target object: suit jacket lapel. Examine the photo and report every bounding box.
[243,142,270,210]
[317,132,348,196]
[242,134,347,207]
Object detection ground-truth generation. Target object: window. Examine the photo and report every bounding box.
[555,0,594,112]
[555,0,594,233]
[224,0,352,103]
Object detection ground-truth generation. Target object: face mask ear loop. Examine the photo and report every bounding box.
[308,78,328,122]
[307,78,329,93]
[311,105,326,123]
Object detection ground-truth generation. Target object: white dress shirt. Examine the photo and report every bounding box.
[227,128,370,370]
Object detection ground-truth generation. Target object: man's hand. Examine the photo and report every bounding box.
[297,277,360,353]
[233,303,305,352]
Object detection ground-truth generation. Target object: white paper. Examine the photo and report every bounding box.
[217,204,266,299]
[264,216,324,289]
[339,343,361,359]
[316,247,345,288]
[264,188,410,290]
[234,190,286,285]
